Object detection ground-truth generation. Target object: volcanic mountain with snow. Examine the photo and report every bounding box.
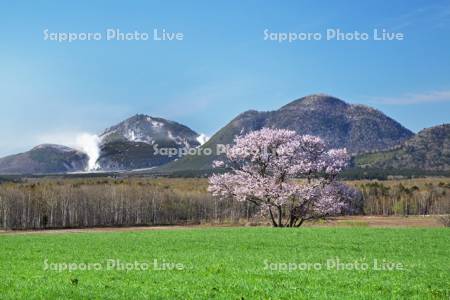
[99,114,202,148]
[96,114,205,170]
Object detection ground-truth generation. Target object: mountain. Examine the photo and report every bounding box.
[0,95,432,175]
[354,124,450,171]
[157,94,414,174]
[271,95,412,152]
[97,114,202,170]
[0,114,203,174]
[0,144,88,174]
[99,114,201,147]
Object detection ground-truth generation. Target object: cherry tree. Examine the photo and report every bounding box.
[208,128,358,227]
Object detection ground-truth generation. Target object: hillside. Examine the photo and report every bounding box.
[354,124,450,171]
[0,144,88,174]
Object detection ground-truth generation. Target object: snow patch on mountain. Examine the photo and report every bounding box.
[129,130,136,141]
[196,134,209,145]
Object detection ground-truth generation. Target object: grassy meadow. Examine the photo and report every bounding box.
[0,227,449,299]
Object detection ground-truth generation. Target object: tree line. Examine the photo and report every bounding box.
[0,178,448,230]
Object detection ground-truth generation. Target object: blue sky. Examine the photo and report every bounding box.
[0,0,449,156]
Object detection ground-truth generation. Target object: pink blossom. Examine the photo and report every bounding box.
[208,128,355,227]
[212,160,225,168]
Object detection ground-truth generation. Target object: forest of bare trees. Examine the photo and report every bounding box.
[356,180,450,215]
[0,177,448,230]
[0,178,257,230]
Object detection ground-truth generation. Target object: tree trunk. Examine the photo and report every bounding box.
[277,206,283,227]
[295,218,305,227]
[268,207,278,227]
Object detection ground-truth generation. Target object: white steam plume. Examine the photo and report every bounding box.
[37,132,101,171]
[75,133,100,171]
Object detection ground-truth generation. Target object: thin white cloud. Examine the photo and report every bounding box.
[373,90,450,105]
[379,3,450,31]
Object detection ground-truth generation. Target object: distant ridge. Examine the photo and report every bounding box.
[354,124,450,171]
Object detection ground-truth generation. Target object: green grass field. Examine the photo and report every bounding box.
[1,228,449,299]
